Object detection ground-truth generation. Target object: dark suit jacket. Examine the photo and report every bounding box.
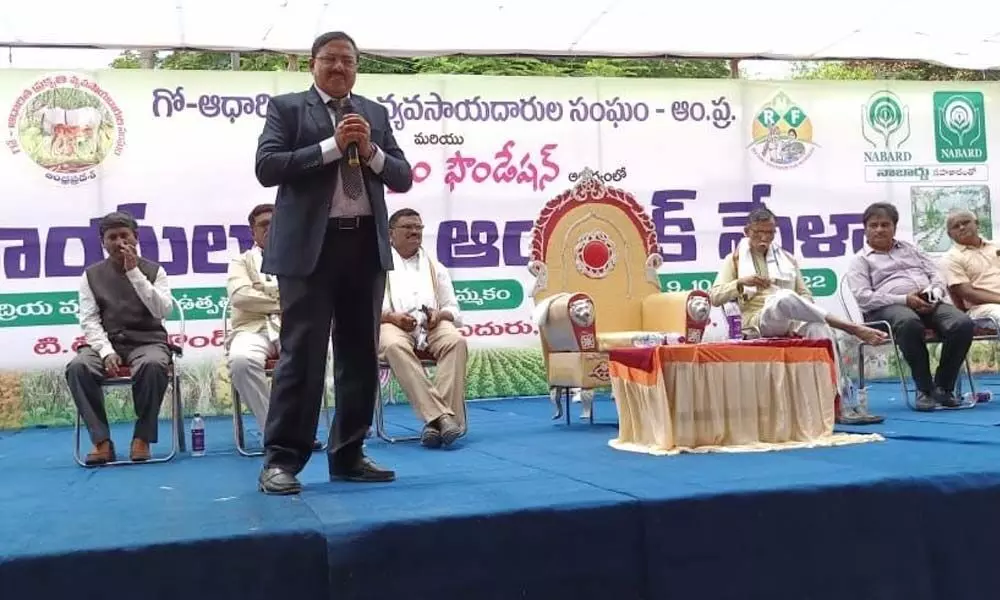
[254,87,413,277]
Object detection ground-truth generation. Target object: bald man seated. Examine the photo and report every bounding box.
[941,208,1000,323]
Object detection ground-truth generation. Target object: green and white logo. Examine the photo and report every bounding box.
[862,91,911,163]
[933,91,987,163]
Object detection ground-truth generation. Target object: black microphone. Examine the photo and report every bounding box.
[338,97,361,168]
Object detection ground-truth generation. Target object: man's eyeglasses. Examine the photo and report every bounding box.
[315,55,357,68]
[394,224,424,232]
[747,228,775,239]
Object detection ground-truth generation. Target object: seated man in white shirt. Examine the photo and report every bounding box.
[65,211,175,464]
[379,208,467,448]
[226,204,322,449]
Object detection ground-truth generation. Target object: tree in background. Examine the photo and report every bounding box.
[794,60,999,81]
[110,50,732,78]
[111,50,999,80]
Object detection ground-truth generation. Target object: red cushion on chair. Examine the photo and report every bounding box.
[105,364,175,380]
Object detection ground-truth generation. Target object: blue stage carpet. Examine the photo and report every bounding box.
[6,380,1000,600]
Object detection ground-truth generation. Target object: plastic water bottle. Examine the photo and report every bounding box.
[839,377,856,409]
[857,387,869,414]
[191,414,206,457]
[631,333,662,347]
[722,304,742,339]
[727,313,742,339]
[661,332,687,345]
[962,391,993,404]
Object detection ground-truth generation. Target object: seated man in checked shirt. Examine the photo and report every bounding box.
[846,202,974,411]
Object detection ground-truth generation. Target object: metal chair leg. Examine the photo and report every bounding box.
[74,378,179,468]
[374,364,424,443]
[173,369,185,453]
[564,387,571,426]
[949,358,978,410]
[232,382,264,457]
[318,391,331,451]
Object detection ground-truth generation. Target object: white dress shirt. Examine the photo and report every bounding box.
[313,87,387,218]
[77,266,173,359]
[382,249,462,326]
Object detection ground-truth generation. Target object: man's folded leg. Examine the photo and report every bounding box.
[759,292,886,424]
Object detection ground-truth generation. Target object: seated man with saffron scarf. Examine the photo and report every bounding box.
[709,207,887,423]
[379,208,467,448]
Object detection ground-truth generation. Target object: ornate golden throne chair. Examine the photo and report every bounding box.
[527,169,712,422]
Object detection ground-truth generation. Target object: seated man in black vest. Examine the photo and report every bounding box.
[66,211,175,465]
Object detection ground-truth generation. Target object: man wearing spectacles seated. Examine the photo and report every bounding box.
[940,208,1000,323]
[846,202,974,411]
[227,204,321,449]
[710,206,887,424]
[379,208,467,448]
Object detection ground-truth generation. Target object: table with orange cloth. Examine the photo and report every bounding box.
[607,339,882,455]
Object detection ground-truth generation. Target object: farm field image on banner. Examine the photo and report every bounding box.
[0,70,998,427]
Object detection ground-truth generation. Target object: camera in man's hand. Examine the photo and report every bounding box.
[919,286,945,305]
[409,307,429,351]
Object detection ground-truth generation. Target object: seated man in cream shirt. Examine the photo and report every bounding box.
[709,207,886,423]
[940,209,1000,323]
[227,203,318,449]
[227,204,282,434]
[380,208,467,449]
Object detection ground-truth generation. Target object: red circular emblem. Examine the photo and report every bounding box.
[574,231,617,279]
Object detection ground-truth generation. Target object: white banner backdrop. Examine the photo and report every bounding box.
[0,70,996,370]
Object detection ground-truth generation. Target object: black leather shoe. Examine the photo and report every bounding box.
[935,388,962,408]
[915,391,937,412]
[258,467,302,495]
[330,456,396,482]
[437,415,462,447]
[421,423,443,448]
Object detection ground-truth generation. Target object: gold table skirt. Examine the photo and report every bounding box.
[607,340,882,456]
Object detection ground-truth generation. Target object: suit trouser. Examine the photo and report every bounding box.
[264,218,384,474]
[379,321,468,428]
[65,343,170,444]
[228,330,278,431]
[756,289,844,384]
[866,303,973,394]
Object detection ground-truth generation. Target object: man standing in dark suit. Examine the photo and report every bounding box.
[254,31,413,495]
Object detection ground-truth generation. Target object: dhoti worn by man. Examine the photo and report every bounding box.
[710,207,887,423]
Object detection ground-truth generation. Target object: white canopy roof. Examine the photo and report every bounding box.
[4,0,1000,70]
